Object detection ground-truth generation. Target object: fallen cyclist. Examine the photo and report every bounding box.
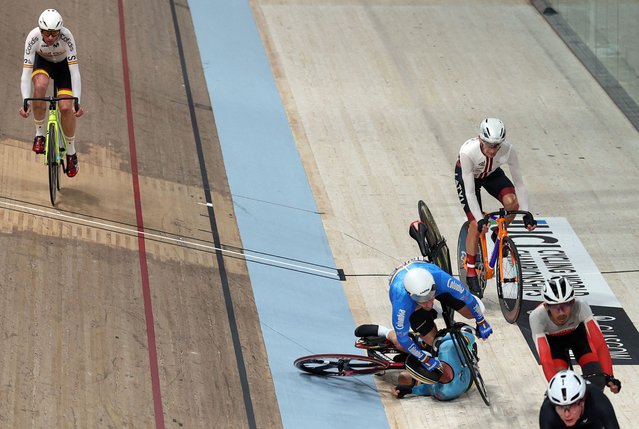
[355,322,476,400]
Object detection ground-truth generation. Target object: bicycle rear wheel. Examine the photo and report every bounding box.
[457,222,469,285]
[457,222,487,294]
[294,354,389,376]
[47,123,59,205]
[450,329,490,406]
[418,200,452,274]
[496,236,523,323]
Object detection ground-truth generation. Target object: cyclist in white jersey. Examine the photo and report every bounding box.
[19,9,83,177]
[454,118,536,297]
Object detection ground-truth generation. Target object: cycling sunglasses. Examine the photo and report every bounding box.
[41,30,61,38]
[554,398,584,412]
[480,138,502,149]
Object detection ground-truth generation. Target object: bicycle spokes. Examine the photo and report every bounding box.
[496,237,524,323]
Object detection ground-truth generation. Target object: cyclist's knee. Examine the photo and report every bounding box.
[58,102,74,114]
[502,194,519,211]
[32,76,48,95]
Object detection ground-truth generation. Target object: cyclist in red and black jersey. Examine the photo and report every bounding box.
[530,277,621,394]
[454,118,536,297]
[539,370,619,428]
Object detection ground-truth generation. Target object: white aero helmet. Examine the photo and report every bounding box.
[547,370,587,406]
[404,268,436,303]
[39,9,64,31]
[543,276,575,305]
[479,118,506,145]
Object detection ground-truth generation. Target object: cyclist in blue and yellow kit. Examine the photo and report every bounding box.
[386,257,493,382]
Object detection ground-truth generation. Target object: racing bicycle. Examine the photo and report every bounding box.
[457,208,534,323]
[23,93,79,206]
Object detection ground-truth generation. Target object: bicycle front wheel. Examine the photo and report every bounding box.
[47,123,59,205]
[294,354,389,376]
[496,236,524,323]
[418,200,452,274]
[451,330,490,406]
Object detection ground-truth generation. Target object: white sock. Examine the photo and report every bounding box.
[377,325,391,339]
[35,119,45,137]
[65,135,76,156]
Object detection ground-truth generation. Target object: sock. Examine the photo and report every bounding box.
[35,118,45,137]
[65,135,76,156]
[466,254,477,276]
[377,325,391,339]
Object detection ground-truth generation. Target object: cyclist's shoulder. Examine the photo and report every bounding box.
[528,302,546,319]
[459,138,479,156]
[584,384,618,422]
[24,27,41,42]
[573,298,594,315]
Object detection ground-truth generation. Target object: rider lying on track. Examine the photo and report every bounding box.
[386,258,492,381]
[355,322,476,401]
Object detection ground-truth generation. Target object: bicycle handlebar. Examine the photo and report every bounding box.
[481,208,534,223]
[24,96,79,112]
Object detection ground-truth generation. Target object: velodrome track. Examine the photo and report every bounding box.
[0,0,637,428]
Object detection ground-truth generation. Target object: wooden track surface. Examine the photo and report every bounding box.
[0,2,280,427]
[253,0,638,427]
[1,0,637,428]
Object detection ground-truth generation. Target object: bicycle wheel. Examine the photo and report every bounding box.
[55,121,63,191]
[457,222,487,294]
[418,200,452,274]
[457,222,469,285]
[47,123,59,205]
[294,354,389,376]
[450,330,490,406]
[496,236,524,323]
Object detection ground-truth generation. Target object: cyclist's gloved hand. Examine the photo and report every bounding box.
[395,384,413,399]
[605,374,622,393]
[476,318,493,340]
[523,213,537,229]
[420,355,441,372]
[477,218,489,233]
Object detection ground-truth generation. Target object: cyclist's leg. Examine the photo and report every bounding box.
[53,61,77,151]
[570,323,608,389]
[455,163,483,294]
[484,168,519,226]
[409,307,438,345]
[31,72,49,120]
[437,293,484,324]
[50,60,80,176]
[30,58,50,153]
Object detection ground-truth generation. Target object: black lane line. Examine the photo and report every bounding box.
[168,1,257,428]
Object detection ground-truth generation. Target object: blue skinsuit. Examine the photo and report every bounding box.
[388,259,483,363]
[412,332,474,400]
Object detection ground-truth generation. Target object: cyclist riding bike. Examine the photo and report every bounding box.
[19,8,84,177]
[388,257,492,381]
[539,370,619,428]
[529,277,621,394]
[454,117,536,297]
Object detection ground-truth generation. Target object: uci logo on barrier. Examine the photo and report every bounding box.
[508,217,639,365]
